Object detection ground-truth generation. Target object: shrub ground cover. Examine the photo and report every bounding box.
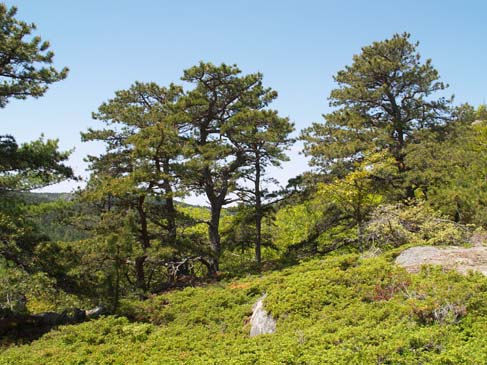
[2,253,487,364]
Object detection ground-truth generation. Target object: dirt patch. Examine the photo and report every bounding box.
[229,282,251,290]
[395,246,487,275]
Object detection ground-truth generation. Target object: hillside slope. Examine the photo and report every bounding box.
[2,252,487,364]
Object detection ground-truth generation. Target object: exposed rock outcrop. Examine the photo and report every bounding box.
[85,306,107,319]
[395,246,487,275]
[250,294,276,337]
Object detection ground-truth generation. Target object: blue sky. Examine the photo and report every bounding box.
[2,0,486,203]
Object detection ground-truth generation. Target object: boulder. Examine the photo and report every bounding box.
[249,294,276,337]
[85,306,107,319]
[395,246,487,275]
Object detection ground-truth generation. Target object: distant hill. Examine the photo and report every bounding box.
[13,192,210,243]
[21,191,209,209]
[12,191,74,204]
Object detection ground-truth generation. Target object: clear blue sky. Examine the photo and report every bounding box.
[2,0,486,203]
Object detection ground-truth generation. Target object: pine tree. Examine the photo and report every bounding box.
[225,109,294,266]
[179,62,277,273]
[82,82,184,293]
[301,33,451,198]
[0,4,68,107]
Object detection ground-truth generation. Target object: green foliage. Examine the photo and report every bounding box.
[28,197,87,242]
[0,193,72,269]
[0,262,81,315]
[220,204,279,273]
[4,253,487,364]
[179,62,282,271]
[0,4,73,316]
[80,81,198,295]
[37,196,218,310]
[301,32,451,198]
[81,66,290,275]
[365,202,471,249]
[316,152,392,246]
[273,200,323,252]
[0,4,68,107]
[0,264,30,314]
[5,20,487,364]
[406,104,487,225]
[0,135,73,192]
[271,153,395,256]
[224,109,294,265]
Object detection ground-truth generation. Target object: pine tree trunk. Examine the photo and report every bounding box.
[135,255,147,292]
[163,158,177,245]
[254,154,262,267]
[135,195,150,293]
[207,200,223,275]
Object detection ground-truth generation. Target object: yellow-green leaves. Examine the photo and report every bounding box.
[317,153,389,220]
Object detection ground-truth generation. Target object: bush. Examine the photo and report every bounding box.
[365,202,471,249]
[3,253,487,364]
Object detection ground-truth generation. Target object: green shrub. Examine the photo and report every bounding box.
[365,202,472,249]
[3,254,487,364]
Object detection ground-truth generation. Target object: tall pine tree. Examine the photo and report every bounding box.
[301,33,451,198]
[179,62,277,273]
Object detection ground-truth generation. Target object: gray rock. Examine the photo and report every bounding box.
[470,231,487,247]
[250,294,276,337]
[85,306,106,319]
[396,245,487,275]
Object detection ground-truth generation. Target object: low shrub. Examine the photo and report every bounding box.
[365,202,472,249]
[2,254,487,364]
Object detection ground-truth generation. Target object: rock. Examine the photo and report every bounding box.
[69,308,86,323]
[395,246,487,275]
[470,231,487,247]
[85,306,106,319]
[34,311,68,326]
[250,294,276,337]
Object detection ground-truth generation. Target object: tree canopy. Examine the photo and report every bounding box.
[178,62,281,272]
[0,4,72,316]
[0,4,68,108]
[301,32,451,198]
